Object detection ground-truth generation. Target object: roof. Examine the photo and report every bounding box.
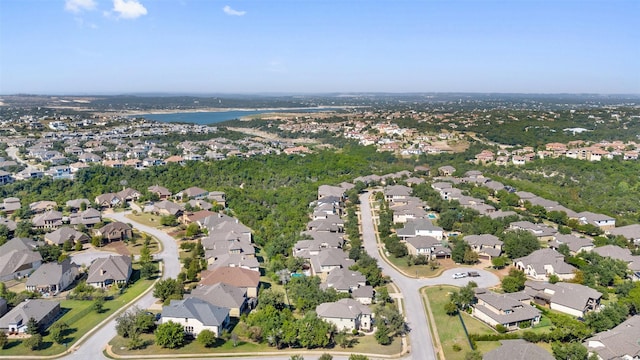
[86,255,132,284]
[0,238,42,278]
[45,226,89,245]
[514,248,576,275]
[475,290,541,324]
[608,224,640,241]
[592,244,634,262]
[187,282,246,309]
[484,339,554,360]
[199,266,260,288]
[0,299,60,328]
[405,235,440,249]
[324,268,366,291]
[396,218,443,237]
[464,234,502,247]
[316,298,371,319]
[584,315,640,360]
[548,234,593,253]
[98,221,132,235]
[525,281,601,312]
[162,297,229,326]
[26,259,78,288]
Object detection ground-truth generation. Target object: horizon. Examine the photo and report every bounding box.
[1,0,639,95]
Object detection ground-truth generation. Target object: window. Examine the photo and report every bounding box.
[185,326,194,334]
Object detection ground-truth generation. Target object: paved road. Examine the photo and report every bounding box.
[62,211,181,360]
[359,192,499,360]
[6,146,42,172]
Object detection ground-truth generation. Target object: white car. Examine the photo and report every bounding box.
[452,272,467,279]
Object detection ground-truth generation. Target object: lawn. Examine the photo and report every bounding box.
[126,212,163,228]
[110,330,401,357]
[386,254,445,278]
[0,267,157,357]
[423,286,495,360]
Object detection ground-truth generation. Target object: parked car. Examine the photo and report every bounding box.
[452,272,467,279]
[467,271,480,277]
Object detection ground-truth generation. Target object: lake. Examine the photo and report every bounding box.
[134,108,338,125]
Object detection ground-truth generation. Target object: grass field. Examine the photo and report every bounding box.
[423,286,495,360]
[0,266,156,356]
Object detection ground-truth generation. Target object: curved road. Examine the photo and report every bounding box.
[359,192,500,360]
[63,211,181,360]
[62,198,499,360]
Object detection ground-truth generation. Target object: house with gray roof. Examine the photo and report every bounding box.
[322,268,366,293]
[69,208,102,227]
[438,165,456,176]
[29,200,57,213]
[576,211,616,231]
[524,281,601,317]
[0,299,60,334]
[1,197,21,214]
[0,237,42,281]
[351,285,375,305]
[317,184,347,200]
[161,297,230,337]
[187,282,248,318]
[86,255,132,288]
[95,221,132,242]
[384,184,412,203]
[484,339,554,360]
[308,248,355,280]
[148,185,172,200]
[26,258,79,295]
[509,221,557,242]
[0,216,17,232]
[152,200,185,217]
[175,186,209,200]
[608,224,640,244]
[32,210,63,230]
[514,248,576,281]
[65,198,91,211]
[307,214,344,233]
[95,193,121,208]
[472,288,541,331]
[207,253,260,272]
[199,266,260,297]
[548,234,594,255]
[44,226,90,246]
[464,234,503,260]
[404,235,444,259]
[584,315,640,360]
[316,298,372,332]
[396,218,444,241]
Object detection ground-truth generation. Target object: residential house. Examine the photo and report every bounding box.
[464,234,503,260]
[322,268,367,293]
[0,170,14,185]
[207,191,226,207]
[86,255,132,288]
[484,339,554,360]
[187,199,213,211]
[25,259,79,295]
[513,248,576,281]
[548,234,594,255]
[584,316,640,360]
[199,267,260,298]
[509,221,557,242]
[44,226,90,246]
[438,165,456,176]
[576,211,616,231]
[472,288,541,331]
[176,186,208,200]
[0,299,60,334]
[116,188,141,203]
[29,201,57,213]
[95,193,121,208]
[591,245,640,279]
[608,224,640,245]
[384,185,412,203]
[187,282,248,318]
[316,298,372,332]
[0,298,6,318]
[396,218,444,241]
[32,210,64,229]
[308,248,355,280]
[69,208,102,227]
[0,197,21,214]
[0,238,42,281]
[524,281,601,317]
[161,297,230,337]
[351,285,375,305]
[65,198,91,211]
[95,222,132,242]
[148,185,172,200]
[152,200,185,217]
[180,210,216,226]
[404,235,447,259]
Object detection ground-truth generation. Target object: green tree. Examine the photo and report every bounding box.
[185,223,201,238]
[197,329,217,347]
[23,333,42,350]
[160,215,178,227]
[26,317,39,335]
[49,322,68,344]
[0,331,7,349]
[155,321,186,349]
[139,243,152,264]
[290,356,304,360]
[319,354,333,360]
[491,256,508,269]
[444,301,458,316]
[153,278,184,303]
[374,323,392,345]
[465,350,483,360]
[501,269,527,293]
[463,248,479,264]
[349,355,369,360]
[501,230,540,259]
[63,239,74,252]
[75,240,83,251]
[38,244,62,263]
[552,341,588,360]
[140,262,156,280]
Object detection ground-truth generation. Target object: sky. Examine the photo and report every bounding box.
[0,0,638,95]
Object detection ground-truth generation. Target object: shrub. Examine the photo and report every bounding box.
[495,324,507,333]
[452,343,462,352]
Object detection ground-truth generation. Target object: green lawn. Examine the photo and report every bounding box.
[110,331,401,357]
[386,254,444,278]
[0,267,156,357]
[423,286,495,360]
[126,212,163,228]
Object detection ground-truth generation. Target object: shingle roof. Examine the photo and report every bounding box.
[162,297,229,326]
[86,255,132,284]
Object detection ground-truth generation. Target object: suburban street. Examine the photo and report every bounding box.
[359,192,500,360]
[60,196,499,360]
[62,211,181,360]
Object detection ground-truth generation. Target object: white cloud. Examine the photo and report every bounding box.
[112,0,148,19]
[223,5,246,16]
[65,0,97,13]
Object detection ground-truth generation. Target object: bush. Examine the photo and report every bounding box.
[23,334,42,350]
[452,343,462,352]
[495,324,507,333]
[197,329,217,347]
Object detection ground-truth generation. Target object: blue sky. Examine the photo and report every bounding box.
[1,0,638,94]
